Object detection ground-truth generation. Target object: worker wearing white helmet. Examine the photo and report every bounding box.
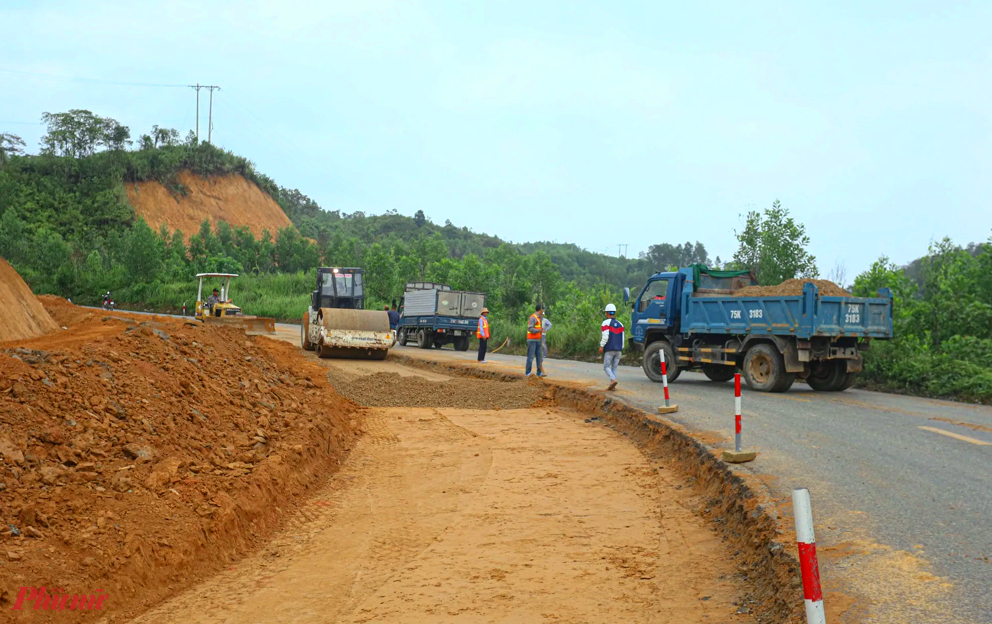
[599,303,625,391]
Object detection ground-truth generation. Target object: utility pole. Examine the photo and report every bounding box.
[617,244,629,258]
[189,84,220,143]
[207,85,220,144]
[190,84,201,141]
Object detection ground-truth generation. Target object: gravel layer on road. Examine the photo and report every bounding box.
[326,368,546,410]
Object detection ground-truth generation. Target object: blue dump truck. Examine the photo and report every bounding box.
[625,266,894,392]
[397,282,486,351]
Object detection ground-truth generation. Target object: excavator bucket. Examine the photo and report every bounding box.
[315,308,392,359]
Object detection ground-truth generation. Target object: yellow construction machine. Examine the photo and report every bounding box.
[194,273,276,335]
[300,267,393,359]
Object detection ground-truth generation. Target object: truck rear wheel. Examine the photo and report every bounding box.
[643,341,680,383]
[454,336,470,351]
[702,365,735,382]
[837,371,857,391]
[743,344,789,392]
[301,314,314,351]
[417,329,432,349]
[806,361,845,391]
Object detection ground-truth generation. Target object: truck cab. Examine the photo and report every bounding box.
[629,270,683,345]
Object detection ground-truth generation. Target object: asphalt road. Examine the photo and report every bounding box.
[391,343,992,623]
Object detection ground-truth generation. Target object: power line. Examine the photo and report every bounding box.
[0,68,188,88]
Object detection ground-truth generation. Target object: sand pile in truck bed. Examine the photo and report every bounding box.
[0,298,359,622]
[733,278,849,297]
[0,259,59,343]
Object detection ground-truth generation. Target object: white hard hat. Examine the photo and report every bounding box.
[604,303,617,313]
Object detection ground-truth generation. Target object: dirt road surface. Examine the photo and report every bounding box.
[385,339,991,624]
[132,397,744,624]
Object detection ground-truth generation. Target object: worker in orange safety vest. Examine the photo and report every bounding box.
[476,307,490,363]
[525,304,545,377]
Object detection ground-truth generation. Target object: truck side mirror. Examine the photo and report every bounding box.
[623,287,630,303]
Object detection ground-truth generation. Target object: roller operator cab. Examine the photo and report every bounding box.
[626,267,894,392]
[301,267,393,359]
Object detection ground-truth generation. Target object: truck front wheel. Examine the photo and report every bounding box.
[743,344,792,392]
[643,341,680,383]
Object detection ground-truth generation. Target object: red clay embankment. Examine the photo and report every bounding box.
[0,258,59,343]
[125,172,293,240]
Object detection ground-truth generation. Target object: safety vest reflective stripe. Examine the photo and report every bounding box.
[477,316,490,339]
[526,313,542,340]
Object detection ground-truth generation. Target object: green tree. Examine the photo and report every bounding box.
[363,242,396,304]
[151,125,180,148]
[525,250,562,305]
[413,210,427,227]
[102,119,132,151]
[733,200,817,285]
[0,133,26,167]
[124,217,164,282]
[274,227,305,273]
[0,208,28,264]
[40,110,127,158]
[413,234,448,279]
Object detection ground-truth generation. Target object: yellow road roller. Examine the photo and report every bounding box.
[300,267,392,359]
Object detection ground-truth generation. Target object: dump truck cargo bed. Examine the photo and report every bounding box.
[682,282,893,339]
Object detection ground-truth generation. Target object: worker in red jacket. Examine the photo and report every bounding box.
[598,303,625,391]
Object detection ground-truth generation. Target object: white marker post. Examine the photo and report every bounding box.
[793,487,826,624]
[722,372,756,462]
[657,348,678,414]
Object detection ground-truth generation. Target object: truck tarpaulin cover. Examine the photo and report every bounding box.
[688,264,753,285]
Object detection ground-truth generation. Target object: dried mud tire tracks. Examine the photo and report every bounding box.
[388,352,806,623]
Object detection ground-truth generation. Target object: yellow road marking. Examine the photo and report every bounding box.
[918,426,992,446]
[769,394,812,403]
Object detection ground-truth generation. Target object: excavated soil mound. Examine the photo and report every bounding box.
[126,172,293,240]
[734,278,849,297]
[0,259,59,343]
[326,370,545,410]
[0,300,358,622]
[36,295,95,328]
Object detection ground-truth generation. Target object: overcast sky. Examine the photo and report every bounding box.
[2,0,990,279]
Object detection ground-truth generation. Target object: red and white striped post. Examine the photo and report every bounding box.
[735,373,742,452]
[182,301,186,317]
[722,371,756,462]
[657,348,679,414]
[661,349,671,408]
[793,487,826,624]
